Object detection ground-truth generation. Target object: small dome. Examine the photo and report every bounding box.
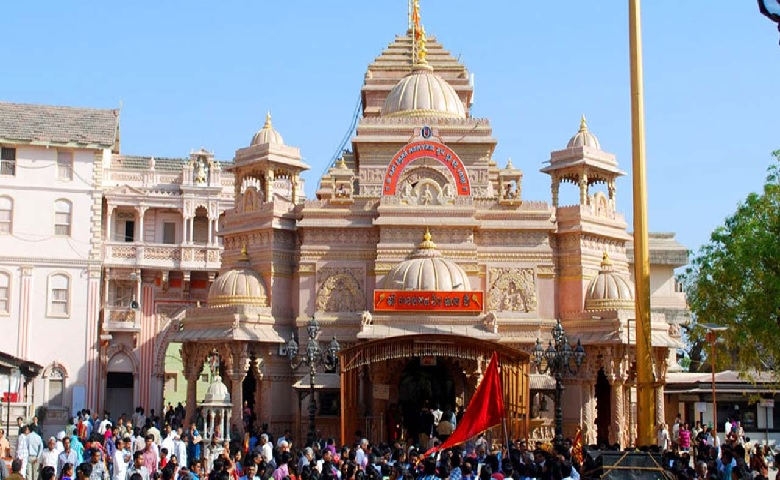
[567,115,601,150]
[381,65,466,119]
[383,229,470,291]
[202,376,231,404]
[251,112,284,146]
[585,253,634,311]
[207,247,268,306]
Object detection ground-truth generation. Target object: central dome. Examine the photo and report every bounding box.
[381,65,466,119]
[383,229,470,291]
[207,248,268,306]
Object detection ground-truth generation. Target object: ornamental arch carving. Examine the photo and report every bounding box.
[488,267,537,313]
[316,267,365,313]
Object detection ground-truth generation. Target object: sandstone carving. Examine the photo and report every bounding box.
[488,268,537,313]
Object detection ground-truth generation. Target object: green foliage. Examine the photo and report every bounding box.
[680,152,780,375]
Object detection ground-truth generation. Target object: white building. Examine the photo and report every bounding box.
[0,102,119,430]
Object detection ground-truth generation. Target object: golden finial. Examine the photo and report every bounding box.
[601,251,612,268]
[239,243,250,261]
[264,111,272,129]
[417,26,428,64]
[505,157,515,170]
[338,157,347,169]
[579,115,588,133]
[418,227,437,250]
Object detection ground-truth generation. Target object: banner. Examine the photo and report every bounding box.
[373,290,483,312]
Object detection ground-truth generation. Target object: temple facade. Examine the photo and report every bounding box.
[173,22,688,448]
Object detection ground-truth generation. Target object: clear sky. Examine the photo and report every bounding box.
[4,1,779,255]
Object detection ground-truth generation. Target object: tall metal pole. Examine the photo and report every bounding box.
[554,373,564,444]
[629,0,656,447]
[709,333,717,437]
[308,360,317,447]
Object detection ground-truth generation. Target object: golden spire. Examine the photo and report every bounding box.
[411,0,428,65]
[264,111,272,129]
[239,243,250,262]
[601,251,612,268]
[338,157,348,169]
[579,114,588,133]
[418,227,437,250]
[506,157,515,170]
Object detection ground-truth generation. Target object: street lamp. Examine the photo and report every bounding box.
[533,320,585,444]
[758,0,780,43]
[287,316,340,446]
[700,323,727,439]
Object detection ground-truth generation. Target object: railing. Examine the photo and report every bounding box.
[104,307,141,332]
[104,242,222,269]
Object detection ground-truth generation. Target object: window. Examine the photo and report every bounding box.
[57,151,73,181]
[46,368,64,406]
[0,272,9,314]
[109,283,133,307]
[162,222,176,244]
[124,221,135,242]
[0,147,15,176]
[0,197,12,234]
[48,274,70,317]
[54,200,72,236]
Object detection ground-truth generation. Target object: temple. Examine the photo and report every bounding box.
[171,4,688,448]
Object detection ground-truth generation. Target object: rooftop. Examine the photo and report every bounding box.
[0,101,119,148]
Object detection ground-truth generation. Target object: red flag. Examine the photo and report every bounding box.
[426,351,505,455]
[572,428,583,465]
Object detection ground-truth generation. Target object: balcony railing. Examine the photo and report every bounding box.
[104,242,222,269]
[104,307,141,333]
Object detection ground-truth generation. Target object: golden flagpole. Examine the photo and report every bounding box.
[629,0,656,447]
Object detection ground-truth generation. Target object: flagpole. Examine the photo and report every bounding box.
[629,0,656,447]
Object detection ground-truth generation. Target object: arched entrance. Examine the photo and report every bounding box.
[398,357,457,445]
[339,335,530,446]
[106,352,136,418]
[595,368,612,447]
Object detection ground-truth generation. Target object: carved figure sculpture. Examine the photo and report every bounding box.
[488,268,537,313]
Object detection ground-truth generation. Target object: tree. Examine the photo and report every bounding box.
[681,152,780,375]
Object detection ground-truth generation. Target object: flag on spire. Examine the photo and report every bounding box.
[426,351,505,454]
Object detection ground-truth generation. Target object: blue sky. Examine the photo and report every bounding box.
[3,1,779,255]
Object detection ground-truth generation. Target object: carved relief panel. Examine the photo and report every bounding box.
[487,267,537,313]
[315,266,366,313]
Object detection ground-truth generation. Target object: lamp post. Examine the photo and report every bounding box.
[758,0,780,43]
[701,323,727,439]
[287,316,340,447]
[533,320,586,444]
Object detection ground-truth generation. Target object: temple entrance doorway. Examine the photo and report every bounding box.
[242,371,256,430]
[595,368,612,447]
[398,357,456,445]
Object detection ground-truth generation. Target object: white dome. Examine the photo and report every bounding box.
[383,230,470,291]
[207,250,268,306]
[251,112,284,146]
[381,65,466,119]
[585,253,634,311]
[567,115,601,150]
[202,376,231,404]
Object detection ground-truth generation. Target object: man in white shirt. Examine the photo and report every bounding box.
[160,426,175,461]
[172,432,187,472]
[112,438,130,480]
[259,434,273,467]
[41,437,60,471]
[98,413,112,437]
[16,425,29,479]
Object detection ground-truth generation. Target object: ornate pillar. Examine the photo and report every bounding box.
[181,343,205,426]
[581,380,597,446]
[579,173,588,205]
[291,174,299,204]
[609,378,625,448]
[265,170,275,201]
[137,206,147,242]
[207,218,214,245]
[608,180,616,206]
[106,204,115,241]
[226,343,249,437]
[551,176,560,208]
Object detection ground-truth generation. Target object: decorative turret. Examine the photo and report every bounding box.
[498,157,523,205]
[383,228,470,291]
[541,115,624,211]
[251,112,284,146]
[584,252,635,311]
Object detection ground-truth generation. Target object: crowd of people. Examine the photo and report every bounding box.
[2,407,779,480]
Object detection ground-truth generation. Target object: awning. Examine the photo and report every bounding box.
[0,351,43,378]
[530,373,555,390]
[572,330,683,348]
[292,373,341,390]
[357,324,500,340]
[169,325,286,343]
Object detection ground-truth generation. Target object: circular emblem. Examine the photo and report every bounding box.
[421,125,432,139]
